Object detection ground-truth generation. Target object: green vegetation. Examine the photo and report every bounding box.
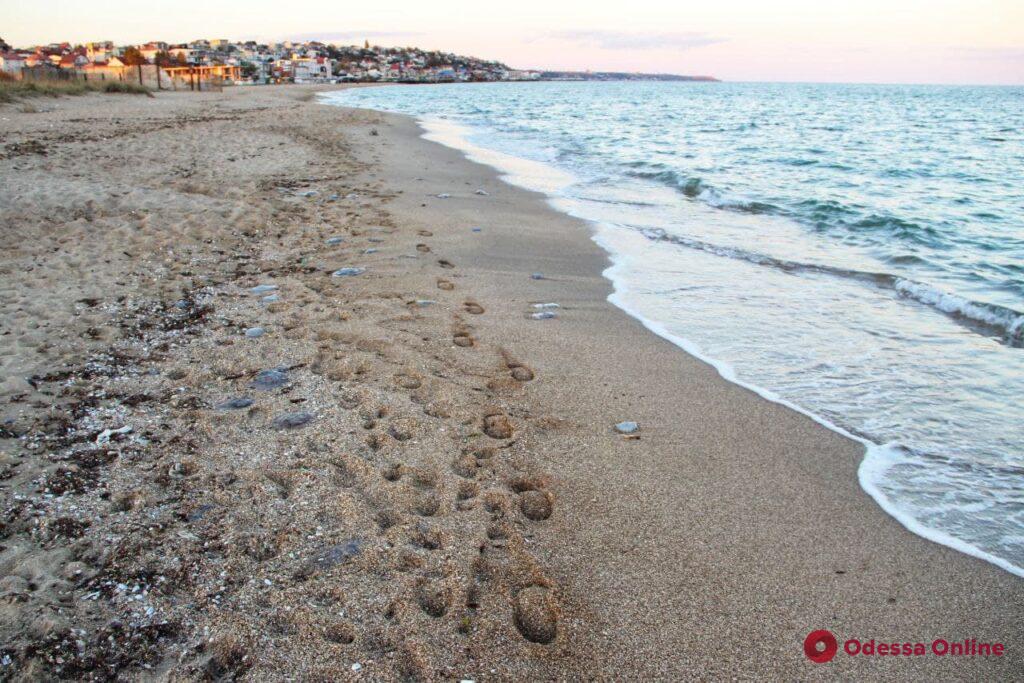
[0,78,153,103]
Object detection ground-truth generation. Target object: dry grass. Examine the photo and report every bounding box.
[0,78,153,103]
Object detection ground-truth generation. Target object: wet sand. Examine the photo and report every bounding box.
[0,84,1020,680]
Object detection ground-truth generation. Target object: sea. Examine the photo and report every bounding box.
[321,81,1024,577]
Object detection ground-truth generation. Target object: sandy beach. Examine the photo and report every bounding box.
[0,84,1020,680]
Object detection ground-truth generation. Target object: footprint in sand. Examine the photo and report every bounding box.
[501,350,535,381]
[463,301,485,315]
[513,586,560,644]
[510,366,534,381]
[418,230,433,237]
[417,580,450,618]
[324,622,356,645]
[519,490,554,521]
[509,476,556,520]
[483,412,513,439]
[415,492,441,517]
[452,455,478,479]
[416,243,431,253]
[438,259,455,269]
[453,332,474,347]
[457,480,479,501]
[437,279,455,291]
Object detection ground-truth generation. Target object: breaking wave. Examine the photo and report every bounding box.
[639,227,1024,347]
[632,169,951,248]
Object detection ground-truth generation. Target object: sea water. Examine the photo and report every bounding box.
[322,82,1024,576]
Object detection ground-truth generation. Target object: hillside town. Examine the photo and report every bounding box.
[0,36,542,84]
[0,36,720,87]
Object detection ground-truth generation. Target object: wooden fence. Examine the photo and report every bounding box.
[18,64,239,91]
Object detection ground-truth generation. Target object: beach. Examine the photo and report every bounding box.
[0,84,1020,680]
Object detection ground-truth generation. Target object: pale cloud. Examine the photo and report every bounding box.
[549,30,725,51]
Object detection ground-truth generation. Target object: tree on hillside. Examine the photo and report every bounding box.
[0,37,10,52]
[154,50,188,67]
[121,46,148,66]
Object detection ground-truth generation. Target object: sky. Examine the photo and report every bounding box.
[2,0,1022,84]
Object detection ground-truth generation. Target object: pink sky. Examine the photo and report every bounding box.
[3,0,1022,84]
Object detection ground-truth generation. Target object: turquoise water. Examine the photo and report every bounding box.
[323,82,1024,575]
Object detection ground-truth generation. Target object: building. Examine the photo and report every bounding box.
[507,69,541,81]
[139,43,164,63]
[85,42,113,62]
[0,52,26,75]
[292,56,334,82]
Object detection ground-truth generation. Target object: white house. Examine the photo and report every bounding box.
[292,56,333,82]
[0,52,27,75]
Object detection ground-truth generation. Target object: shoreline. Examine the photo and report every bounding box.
[333,92,1023,579]
[0,85,1020,679]
[339,101,1023,677]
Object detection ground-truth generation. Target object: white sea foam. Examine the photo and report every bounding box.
[894,278,1024,345]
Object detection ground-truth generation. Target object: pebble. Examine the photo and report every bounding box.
[531,272,545,280]
[471,227,482,232]
[328,193,340,201]
[272,411,315,429]
[302,190,317,197]
[244,327,265,338]
[436,193,451,199]
[331,267,365,277]
[218,397,254,410]
[531,311,557,320]
[614,421,640,434]
[96,426,131,445]
[351,663,362,672]
[250,284,277,294]
[326,236,345,245]
[413,299,436,307]
[250,368,289,390]
[533,302,560,309]
[261,294,280,303]
[474,189,489,195]
[363,248,378,254]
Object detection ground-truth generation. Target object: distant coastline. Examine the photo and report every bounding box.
[537,71,719,82]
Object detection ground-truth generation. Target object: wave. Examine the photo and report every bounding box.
[894,279,1024,346]
[629,169,949,248]
[638,227,1024,347]
[635,171,779,214]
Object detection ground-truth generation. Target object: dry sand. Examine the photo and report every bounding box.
[0,85,1020,680]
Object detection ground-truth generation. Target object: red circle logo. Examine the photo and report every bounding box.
[804,630,838,663]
